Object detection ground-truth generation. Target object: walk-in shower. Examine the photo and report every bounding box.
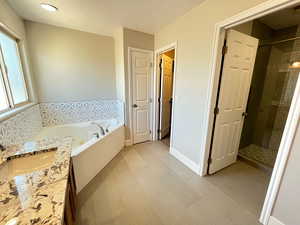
[239,23,300,169]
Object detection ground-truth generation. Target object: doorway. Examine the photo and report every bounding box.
[204,3,300,225]
[152,43,177,149]
[158,49,175,147]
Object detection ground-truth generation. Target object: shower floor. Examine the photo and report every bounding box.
[239,144,277,168]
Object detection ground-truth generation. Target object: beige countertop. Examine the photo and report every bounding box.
[0,137,73,225]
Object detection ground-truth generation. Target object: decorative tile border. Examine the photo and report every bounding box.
[0,105,43,147]
[40,99,124,127]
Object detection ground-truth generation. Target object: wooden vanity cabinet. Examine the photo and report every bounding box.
[64,159,77,225]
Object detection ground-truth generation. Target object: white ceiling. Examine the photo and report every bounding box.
[259,7,300,30]
[7,0,205,36]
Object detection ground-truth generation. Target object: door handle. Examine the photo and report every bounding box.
[132,104,138,108]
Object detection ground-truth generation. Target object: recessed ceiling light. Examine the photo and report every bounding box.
[40,3,58,12]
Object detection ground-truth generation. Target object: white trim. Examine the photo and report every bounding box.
[268,216,285,225]
[170,147,201,174]
[261,71,300,225]
[200,0,300,224]
[127,47,154,144]
[0,102,36,122]
[153,42,177,150]
[0,21,38,104]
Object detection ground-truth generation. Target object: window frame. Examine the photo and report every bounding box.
[0,29,29,114]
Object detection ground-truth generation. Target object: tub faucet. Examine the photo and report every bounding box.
[0,144,5,152]
[93,133,100,139]
[91,122,105,136]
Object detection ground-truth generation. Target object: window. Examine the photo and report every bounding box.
[0,30,28,113]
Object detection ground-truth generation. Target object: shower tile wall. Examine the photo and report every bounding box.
[239,22,300,167]
[239,21,273,149]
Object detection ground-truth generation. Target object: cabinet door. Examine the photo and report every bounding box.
[64,185,74,225]
[64,159,77,225]
[69,160,77,218]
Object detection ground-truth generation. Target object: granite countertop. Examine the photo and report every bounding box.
[0,137,73,225]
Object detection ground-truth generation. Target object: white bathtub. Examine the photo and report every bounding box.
[34,119,125,193]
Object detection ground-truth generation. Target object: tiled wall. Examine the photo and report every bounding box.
[240,24,300,167]
[39,100,124,127]
[0,105,43,147]
[0,100,124,147]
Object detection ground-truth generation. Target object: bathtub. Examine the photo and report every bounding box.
[34,119,125,193]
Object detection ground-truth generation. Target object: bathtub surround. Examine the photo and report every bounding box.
[0,137,73,225]
[0,99,125,195]
[25,21,116,103]
[0,100,124,148]
[0,105,42,148]
[40,100,124,127]
[72,123,125,192]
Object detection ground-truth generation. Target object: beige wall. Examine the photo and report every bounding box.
[155,0,269,165]
[123,28,154,139]
[272,122,300,225]
[155,1,300,224]
[113,27,125,101]
[0,1,37,102]
[25,21,116,103]
[0,1,25,37]
[155,0,264,163]
[233,21,253,35]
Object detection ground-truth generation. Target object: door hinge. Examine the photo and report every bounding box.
[208,158,213,165]
[214,107,219,115]
[157,129,161,134]
[159,59,163,69]
[222,45,228,55]
[158,97,161,103]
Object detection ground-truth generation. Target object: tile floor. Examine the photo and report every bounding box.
[239,144,277,167]
[76,141,270,225]
[160,135,170,146]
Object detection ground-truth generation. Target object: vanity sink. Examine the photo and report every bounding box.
[1,149,57,179]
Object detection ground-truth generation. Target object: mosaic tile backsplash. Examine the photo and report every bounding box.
[0,100,124,148]
[0,104,43,147]
[40,100,124,127]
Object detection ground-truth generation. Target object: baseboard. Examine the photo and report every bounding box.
[170,147,201,175]
[125,139,132,146]
[268,216,285,225]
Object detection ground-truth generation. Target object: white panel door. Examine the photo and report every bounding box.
[131,50,152,144]
[209,30,259,174]
[159,54,174,139]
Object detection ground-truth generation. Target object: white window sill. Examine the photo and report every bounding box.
[0,102,37,122]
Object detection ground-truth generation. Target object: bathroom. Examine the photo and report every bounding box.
[1,1,300,225]
[0,1,154,224]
